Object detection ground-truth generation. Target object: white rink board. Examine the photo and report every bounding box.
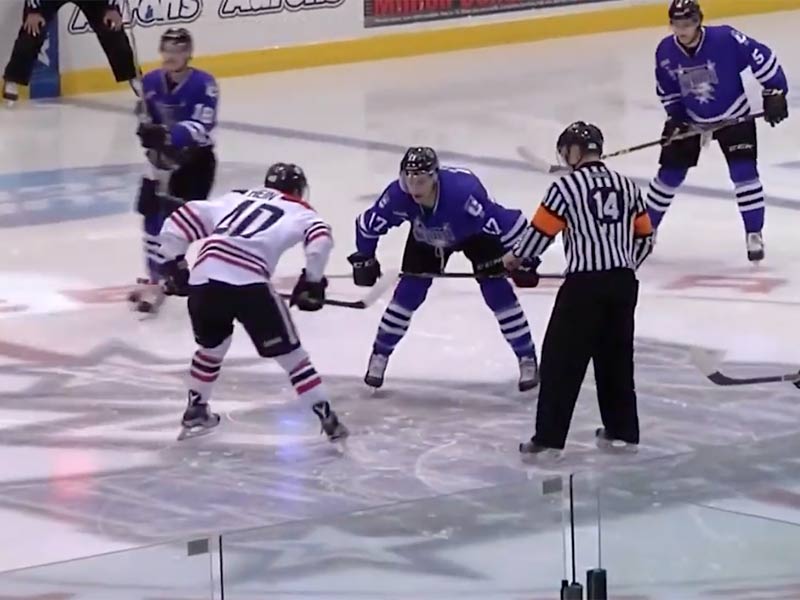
[56,0,660,72]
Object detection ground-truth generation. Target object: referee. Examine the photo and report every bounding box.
[503,121,655,457]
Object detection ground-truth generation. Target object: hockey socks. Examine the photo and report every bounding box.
[188,336,232,403]
[479,279,536,359]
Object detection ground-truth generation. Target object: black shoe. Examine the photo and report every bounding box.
[594,428,638,453]
[519,438,562,459]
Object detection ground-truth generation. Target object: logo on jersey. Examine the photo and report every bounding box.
[412,220,455,248]
[218,0,344,17]
[67,0,203,34]
[674,61,719,104]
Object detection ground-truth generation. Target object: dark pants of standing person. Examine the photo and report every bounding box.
[3,0,137,86]
[532,268,640,449]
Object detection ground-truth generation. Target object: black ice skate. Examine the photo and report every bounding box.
[594,428,637,454]
[518,354,540,392]
[127,278,166,315]
[311,401,349,442]
[177,392,221,441]
[364,351,389,388]
[2,82,18,107]
[746,232,764,263]
[519,438,562,460]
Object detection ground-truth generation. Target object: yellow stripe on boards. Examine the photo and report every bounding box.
[58,0,800,97]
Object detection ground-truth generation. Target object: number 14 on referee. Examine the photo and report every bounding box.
[504,122,655,458]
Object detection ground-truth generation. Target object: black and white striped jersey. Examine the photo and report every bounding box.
[512,161,654,273]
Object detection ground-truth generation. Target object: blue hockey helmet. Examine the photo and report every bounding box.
[265,162,308,198]
[669,0,703,23]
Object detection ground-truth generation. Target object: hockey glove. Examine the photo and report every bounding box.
[661,118,692,146]
[347,252,381,287]
[509,257,541,288]
[137,123,170,150]
[136,177,160,216]
[763,90,788,127]
[161,256,189,297]
[290,270,327,311]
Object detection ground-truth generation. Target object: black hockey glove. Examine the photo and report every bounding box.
[290,270,327,311]
[347,252,381,287]
[136,177,159,216]
[509,257,541,288]
[161,256,189,297]
[763,90,788,127]
[137,122,170,150]
[661,117,692,146]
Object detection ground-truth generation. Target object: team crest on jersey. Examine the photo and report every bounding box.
[68,0,202,34]
[674,61,719,104]
[218,0,344,17]
[412,220,455,248]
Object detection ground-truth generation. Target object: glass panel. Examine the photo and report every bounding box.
[0,538,218,599]
[569,442,800,598]
[220,478,567,599]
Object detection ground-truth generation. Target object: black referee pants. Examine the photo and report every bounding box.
[532,268,640,449]
[4,0,137,86]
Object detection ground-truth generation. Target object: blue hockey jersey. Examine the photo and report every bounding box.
[355,167,528,256]
[141,68,219,150]
[655,25,788,125]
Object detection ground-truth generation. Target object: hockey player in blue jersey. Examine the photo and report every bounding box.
[128,28,219,313]
[348,147,541,392]
[647,0,788,262]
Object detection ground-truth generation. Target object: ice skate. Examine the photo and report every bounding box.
[519,438,562,460]
[364,351,389,389]
[311,401,349,442]
[127,278,166,315]
[594,428,638,454]
[177,393,221,441]
[518,354,540,392]
[2,82,18,107]
[746,231,764,263]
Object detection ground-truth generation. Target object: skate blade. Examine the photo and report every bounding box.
[177,424,218,441]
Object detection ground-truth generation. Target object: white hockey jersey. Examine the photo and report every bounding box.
[159,187,333,286]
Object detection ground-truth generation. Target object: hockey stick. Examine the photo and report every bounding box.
[517,111,766,174]
[689,346,800,386]
[279,268,398,310]
[401,271,565,280]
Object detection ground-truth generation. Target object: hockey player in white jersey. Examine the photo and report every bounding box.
[158,162,348,442]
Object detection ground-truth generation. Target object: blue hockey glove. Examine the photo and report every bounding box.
[290,270,327,311]
[348,252,381,287]
[763,90,788,127]
[509,257,541,288]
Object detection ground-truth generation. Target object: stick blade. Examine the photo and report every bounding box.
[516,146,558,174]
[689,346,725,377]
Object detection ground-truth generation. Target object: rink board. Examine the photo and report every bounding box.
[56,0,800,96]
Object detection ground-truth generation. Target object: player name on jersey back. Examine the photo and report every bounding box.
[163,188,332,286]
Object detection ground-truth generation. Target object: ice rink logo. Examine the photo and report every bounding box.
[218,0,344,18]
[68,0,203,34]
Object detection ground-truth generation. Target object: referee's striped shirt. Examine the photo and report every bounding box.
[512,162,654,272]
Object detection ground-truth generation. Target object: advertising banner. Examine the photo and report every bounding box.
[364,0,613,28]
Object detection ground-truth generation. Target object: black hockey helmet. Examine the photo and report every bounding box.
[265,162,308,198]
[400,147,439,174]
[669,0,703,23]
[556,121,604,156]
[160,28,194,53]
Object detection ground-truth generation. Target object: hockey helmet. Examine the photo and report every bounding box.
[400,147,439,174]
[400,147,439,200]
[556,121,604,156]
[669,0,703,23]
[265,162,308,198]
[160,28,194,54]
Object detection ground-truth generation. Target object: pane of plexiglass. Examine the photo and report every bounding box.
[220,478,567,599]
[0,538,218,599]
